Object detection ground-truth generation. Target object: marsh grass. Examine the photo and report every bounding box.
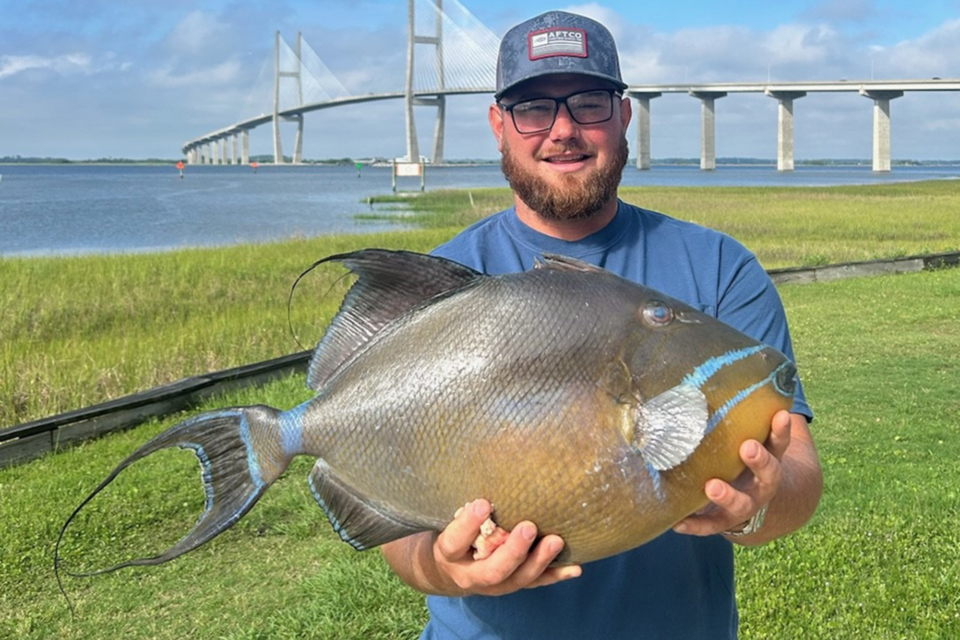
[374,180,960,268]
[0,229,455,427]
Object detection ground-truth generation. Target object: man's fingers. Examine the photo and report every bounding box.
[479,531,580,594]
[765,410,793,460]
[436,499,493,561]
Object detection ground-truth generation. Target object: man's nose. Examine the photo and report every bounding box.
[549,103,579,139]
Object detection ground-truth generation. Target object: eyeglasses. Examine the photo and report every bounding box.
[498,89,621,134]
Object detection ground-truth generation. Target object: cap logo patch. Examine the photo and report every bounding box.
[528,27,588,60]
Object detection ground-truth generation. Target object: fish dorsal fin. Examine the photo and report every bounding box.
[534,254,606,274]
[634,382,709,471]
[308,459,429,550]
[302,249,481,391]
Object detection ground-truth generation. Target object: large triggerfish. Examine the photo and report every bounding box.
[56,249,796,578]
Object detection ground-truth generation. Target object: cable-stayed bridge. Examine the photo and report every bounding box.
[182,0,498,167]
[181,0,960,172]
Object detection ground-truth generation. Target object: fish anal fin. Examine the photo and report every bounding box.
[634,383,708,471]
[308,460,428,550]
[302,250,482,391]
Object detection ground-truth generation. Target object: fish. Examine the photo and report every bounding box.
[55,248,796,577]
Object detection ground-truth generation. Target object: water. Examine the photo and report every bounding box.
[1,162,957,257]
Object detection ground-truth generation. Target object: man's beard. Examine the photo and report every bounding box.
[500,135,629,221]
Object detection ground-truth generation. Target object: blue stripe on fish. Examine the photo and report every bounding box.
[182,442,216,513]
[704,361,794,435]
[682,345,766,390]
[646,463,667,503]
[239,412,267,491]
[307,472,367,550]
[280,405,307,457]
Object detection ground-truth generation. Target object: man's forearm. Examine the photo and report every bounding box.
[382,533,463,597]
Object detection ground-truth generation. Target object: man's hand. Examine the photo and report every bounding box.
[673,410,795,540]
[381,499,582,597]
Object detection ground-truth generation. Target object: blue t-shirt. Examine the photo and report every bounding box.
[423,200,811,639]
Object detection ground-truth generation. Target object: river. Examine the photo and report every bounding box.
[1,162,957,257]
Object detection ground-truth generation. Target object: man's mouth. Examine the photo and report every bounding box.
[544,153,590,164]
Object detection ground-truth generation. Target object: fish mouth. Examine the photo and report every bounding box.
[774,360,797,397]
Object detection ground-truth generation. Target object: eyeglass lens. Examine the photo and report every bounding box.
[508,90,616,133]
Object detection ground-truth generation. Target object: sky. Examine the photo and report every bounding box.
[2,0,960,161]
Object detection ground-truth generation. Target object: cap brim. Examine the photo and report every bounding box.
[495,71,628,100]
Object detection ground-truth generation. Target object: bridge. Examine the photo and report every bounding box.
[181,0,960,172]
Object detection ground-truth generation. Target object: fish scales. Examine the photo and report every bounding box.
[57,249,796,578]
[313,273,636,509]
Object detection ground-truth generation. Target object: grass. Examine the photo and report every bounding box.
[372,179,960,269]
[737,268,960,637]
[0,229,457,427]
[2,180,960,637]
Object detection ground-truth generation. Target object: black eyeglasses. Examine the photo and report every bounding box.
[498,89,621,134]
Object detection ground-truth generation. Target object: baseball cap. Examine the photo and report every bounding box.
[495,11,628,100]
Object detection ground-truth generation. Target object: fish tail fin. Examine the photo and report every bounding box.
[56,405,292,580]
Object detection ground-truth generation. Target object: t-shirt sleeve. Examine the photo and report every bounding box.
[716,251,813,421]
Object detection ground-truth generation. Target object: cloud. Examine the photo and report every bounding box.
[0,53,93,79]
[882,18,960,77]
[165,10,232,57]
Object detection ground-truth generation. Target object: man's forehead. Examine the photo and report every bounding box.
[502,74,618,101]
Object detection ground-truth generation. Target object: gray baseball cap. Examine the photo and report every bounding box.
[495,11,628,100]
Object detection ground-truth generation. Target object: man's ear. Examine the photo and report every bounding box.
[619,94,632,130]
[489,103,505,152]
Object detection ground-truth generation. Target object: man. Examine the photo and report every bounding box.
[382,10,822,638]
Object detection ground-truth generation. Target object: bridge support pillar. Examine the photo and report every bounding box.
[241,130,250,165]
[432,95,446,165]
[292,114,304,164]
[230,134,238,165]
[273,116,284,165]
[860,89,903,172]
[766,91,806,171]
[690,91,727,170]
[220,138,228,164]
[629,92,661,170]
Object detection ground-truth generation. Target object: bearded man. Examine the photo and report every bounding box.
[381,10,822,640]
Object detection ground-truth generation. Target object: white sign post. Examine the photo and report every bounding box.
[392,160,426,192]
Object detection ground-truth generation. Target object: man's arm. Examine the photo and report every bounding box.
[673,410,823,545]
[380,499,582,596]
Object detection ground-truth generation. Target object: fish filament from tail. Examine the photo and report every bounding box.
[54,405,291,604]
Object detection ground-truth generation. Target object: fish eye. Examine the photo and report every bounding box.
[641,301,674,326]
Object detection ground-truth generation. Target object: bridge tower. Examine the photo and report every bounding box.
[273,31,305,165]
[406,0,447,164]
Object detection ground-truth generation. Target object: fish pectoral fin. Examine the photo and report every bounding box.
[634,382,709,471]
[308,460,428,551]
